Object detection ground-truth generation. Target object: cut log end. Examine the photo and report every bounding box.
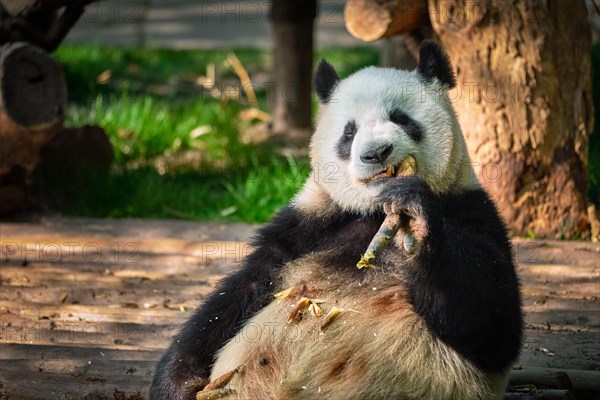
[0,43,66,171]
[344,0,429,42]
[0,42,67,131]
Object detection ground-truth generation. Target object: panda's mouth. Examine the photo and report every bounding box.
[366,155,417,181]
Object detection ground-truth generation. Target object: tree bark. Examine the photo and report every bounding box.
[429,0,593,238]
[270,0,316,139]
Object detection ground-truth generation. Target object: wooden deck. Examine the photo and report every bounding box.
[0,217,598,399]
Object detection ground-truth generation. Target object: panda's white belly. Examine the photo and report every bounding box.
[209,263,507,400]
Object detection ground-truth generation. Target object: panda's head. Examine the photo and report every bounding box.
[302,40,478,215]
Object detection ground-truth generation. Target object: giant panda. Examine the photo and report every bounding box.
[151,40,523,400]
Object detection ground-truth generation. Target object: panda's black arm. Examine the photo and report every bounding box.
[150,205,346,400]
[378,177,523,374]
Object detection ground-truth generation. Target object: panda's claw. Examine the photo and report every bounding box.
[383,201,407,216]
[383,202,392,215]
[376,176,432,219]
[390,202,402,215]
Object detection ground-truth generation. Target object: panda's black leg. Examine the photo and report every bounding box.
[150,261,276,400]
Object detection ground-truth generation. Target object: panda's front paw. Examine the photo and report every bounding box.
[376,176,437,244]
[377,176,433,219]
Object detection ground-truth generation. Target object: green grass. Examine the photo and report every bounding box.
[53,44,379,222]
[71,157,310,221]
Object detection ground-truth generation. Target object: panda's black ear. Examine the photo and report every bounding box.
[315,59,340,103]
[417,40,456,88]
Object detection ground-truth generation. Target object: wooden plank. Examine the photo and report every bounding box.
[1,236,250,276]
[0,218,257,242]
[1,300,195,323]
[1,360,152,399]
[0,283,214,306]
[1,315,183,348]
[0,264,225,287]
[517,330,600,370]
[0,343,163,361]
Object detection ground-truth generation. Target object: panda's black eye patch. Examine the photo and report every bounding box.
[389,108,422,142]
[344,120,357,138]
[336,120,356,160]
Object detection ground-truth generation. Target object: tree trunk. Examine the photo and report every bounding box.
[0,0,90,52]
[270,0,316,139]
[429,0,594,238]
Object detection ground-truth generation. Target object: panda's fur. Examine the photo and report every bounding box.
[151,40,523,400]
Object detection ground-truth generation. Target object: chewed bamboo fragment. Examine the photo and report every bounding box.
[320,307,343,331]
[274,286,294,301]
[288,297,311,323]
[196,366,241,399]
[196,388,235,400]
[308,299,325,317]
[200,365,242,392]
[356,213,402,269]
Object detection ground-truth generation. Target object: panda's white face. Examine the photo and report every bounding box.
[302,49,478,215]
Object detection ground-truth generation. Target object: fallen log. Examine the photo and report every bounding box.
[509,367,600,393]
[504,389,574,400]
[344,0,429,42]
[510,369,572,390]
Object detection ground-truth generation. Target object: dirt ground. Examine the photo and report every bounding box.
[0,217,598,399]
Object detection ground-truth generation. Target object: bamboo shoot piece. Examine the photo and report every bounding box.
[196,366,241,400]
[196,389,234,400]
[320,307,343,331]
[357,213,402,269]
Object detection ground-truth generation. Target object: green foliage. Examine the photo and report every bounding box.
[53,44,379,222]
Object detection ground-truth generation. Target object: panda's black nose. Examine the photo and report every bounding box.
[360,144,393,164]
